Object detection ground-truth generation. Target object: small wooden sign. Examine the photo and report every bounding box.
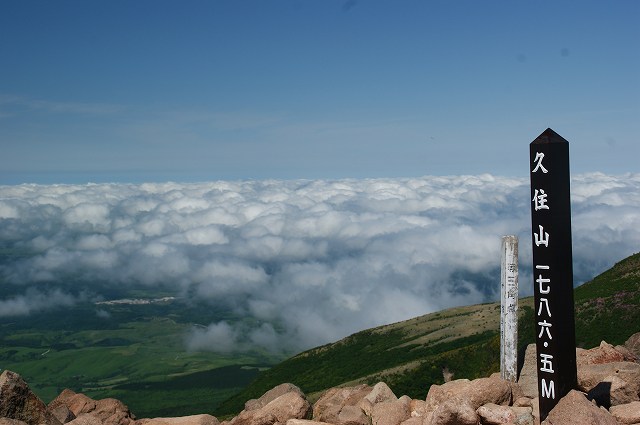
[500,235,518,383]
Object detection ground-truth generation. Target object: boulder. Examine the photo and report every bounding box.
[335,405,368,425]
[409,399,426,417]
[517,344,538,399]
[0,419,29,425]
[50,405,76,424]
[462,377,512,409]
[541,390,617,425]
[0,370,61,425]
[424,379,471,412]
[312,385,371,423]
[577,361,640,398]
[364,382,397,405]
[244,384,305,412]
[48,389,135,425]
[399,418,423,425]
[135,415,219,425]
[625,332,640,359]
[428,399,479,425]
[370,400,410,425]
[475,403,515,424]
[48,390,97,417]
[93,398,135,425]
[587,374,640,407]
[510,406,535,425]
[66,415,104,425]
[358,382,398,417]
[577,341,628,366]
[609,401,640,424]
[425,376,511,425]
[286,421,332,425]
[230,390,311,425]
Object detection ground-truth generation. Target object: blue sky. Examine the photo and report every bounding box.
[1,0,638,184]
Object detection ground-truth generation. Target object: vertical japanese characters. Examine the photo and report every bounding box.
[500,235,518,383]
[529,129,578,421]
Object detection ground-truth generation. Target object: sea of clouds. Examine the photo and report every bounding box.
[1,173,639,354]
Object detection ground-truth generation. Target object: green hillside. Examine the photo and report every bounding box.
[216,251,640,417]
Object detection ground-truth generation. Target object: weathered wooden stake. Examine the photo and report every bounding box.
[500,235,519,383]
[530,128,578,421]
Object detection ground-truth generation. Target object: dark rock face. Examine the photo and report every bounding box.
[0,370,61,425]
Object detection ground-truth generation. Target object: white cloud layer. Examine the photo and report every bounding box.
[1,173,639,353]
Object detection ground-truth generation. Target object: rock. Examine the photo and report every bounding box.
[48,389,135,425]
[424,379,471,412]
[577,341,628,366]
[286,420,332,425]
[625,332,640,359]
[370,400,410,425]
[517,344,538,399]
[312,385,371,423]
[462,377,512,409]
[409,399,426,417]
[245,384,305,412]
[399,418,423,425]
[424,376,511,423]
[429,399,479,425]
[512,397,532,408]
[231,391,311,425]
[48,390,97,417]
[510,407,534,425]
[541,390,617,425]
[336,405,368,425]
[476,403,515,424]
[135,415,219,425]
[93,398,135,425]
[50,405,77,424]
[364,382,398,405]
[587,374,640,407]
[0,419,29,425]
[66,415,104,425]
[609,401,640,424]
[0,370,61,425]
[529,397,540,425]
[577,361,640,397]
[357,382,398,417]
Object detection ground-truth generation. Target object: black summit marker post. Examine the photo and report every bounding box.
[529,128,577,421]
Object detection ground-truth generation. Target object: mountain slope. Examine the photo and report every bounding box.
[216,251,640,416]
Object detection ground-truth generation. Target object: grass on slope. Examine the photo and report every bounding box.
[573,251,640,347]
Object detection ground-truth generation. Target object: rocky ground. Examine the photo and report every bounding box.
[2,333,640,425]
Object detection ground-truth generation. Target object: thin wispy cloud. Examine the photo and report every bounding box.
[1,173,639,354]
[0,94,124,116]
